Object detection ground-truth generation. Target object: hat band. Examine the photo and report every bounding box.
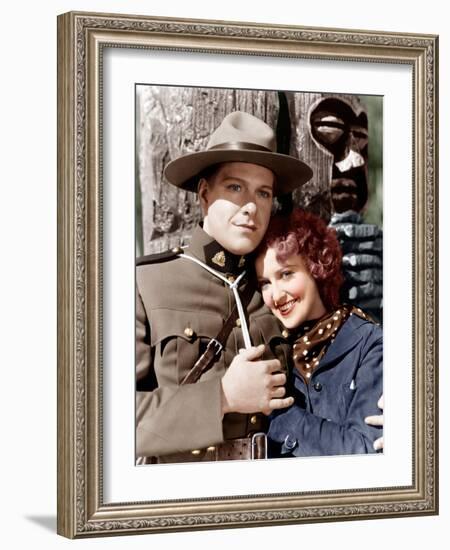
[207,141,273,153]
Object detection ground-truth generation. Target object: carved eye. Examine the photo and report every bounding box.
[350,125,369,150]
[312,114,345,145]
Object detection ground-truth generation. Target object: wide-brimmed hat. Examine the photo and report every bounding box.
[163,111,313,195]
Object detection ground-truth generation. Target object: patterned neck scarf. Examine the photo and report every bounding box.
[291,304,371,384]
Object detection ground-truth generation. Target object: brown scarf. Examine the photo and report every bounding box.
[291,305,371,384]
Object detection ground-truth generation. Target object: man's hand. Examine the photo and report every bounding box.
[221,344,293,416]
[365,395,384,451]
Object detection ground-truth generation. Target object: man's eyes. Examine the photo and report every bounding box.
[225,183,272,198]
[227,183,241,192]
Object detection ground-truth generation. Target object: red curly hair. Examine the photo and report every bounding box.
[257,208,344,310]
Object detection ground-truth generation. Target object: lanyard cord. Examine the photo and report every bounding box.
[178,253,252,349]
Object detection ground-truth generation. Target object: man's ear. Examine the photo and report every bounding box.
[198,178,209,215]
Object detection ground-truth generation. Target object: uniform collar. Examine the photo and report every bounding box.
[187,225,247,275]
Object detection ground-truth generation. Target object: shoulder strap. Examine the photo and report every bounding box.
[136,248,183,267]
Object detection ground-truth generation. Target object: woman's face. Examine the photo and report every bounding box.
[255,246,327,330]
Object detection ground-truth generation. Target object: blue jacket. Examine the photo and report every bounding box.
[268,313,383,457]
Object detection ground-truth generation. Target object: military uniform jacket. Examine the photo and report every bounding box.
[136,226,285,459]
[268,313,383,457]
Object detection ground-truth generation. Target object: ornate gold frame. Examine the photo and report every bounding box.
[57,11,439,538]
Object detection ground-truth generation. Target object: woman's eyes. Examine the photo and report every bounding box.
[259,272,293,289]
[257,190,272,199]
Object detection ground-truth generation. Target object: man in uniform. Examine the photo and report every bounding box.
[136,111,313,463]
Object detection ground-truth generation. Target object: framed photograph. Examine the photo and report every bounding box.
[57,11,438,538]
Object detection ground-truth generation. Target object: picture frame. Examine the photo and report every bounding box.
[57,11,438,538]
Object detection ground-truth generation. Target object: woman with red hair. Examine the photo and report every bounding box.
[255,208,383,457]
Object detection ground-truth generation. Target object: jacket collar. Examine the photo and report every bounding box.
[187,224,247,275]
[313,313,368,373]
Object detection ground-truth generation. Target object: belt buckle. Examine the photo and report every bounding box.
[251,432,268,460]
[207,338,223,356]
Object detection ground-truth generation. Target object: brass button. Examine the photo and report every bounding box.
[227,275,236,283]
[235,318,241,327]
[191,449,201,456]
[282,329,289,339]
[184,327,194,338]
[206,446,216,452]
[250,415,258,425]
[172,246,182,254]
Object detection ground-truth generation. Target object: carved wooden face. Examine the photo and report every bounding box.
[310,98,368,213]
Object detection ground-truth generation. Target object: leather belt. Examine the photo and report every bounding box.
[137,433,267,464]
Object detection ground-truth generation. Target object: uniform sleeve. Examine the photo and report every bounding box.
[135,289,224,457]
[268,328,383,457]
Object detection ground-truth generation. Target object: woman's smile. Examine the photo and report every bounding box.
[276,298,298,316]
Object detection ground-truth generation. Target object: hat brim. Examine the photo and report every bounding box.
[164,149,313,196]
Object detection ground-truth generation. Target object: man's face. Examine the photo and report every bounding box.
[199,162,275,255]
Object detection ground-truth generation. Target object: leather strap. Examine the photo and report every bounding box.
[181,276,255,385]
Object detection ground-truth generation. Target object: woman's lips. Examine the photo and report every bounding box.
[276,299,297,316]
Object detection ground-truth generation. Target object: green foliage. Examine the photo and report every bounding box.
[359,95,383,227]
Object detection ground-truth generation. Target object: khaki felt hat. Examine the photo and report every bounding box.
[163,111,313,195]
